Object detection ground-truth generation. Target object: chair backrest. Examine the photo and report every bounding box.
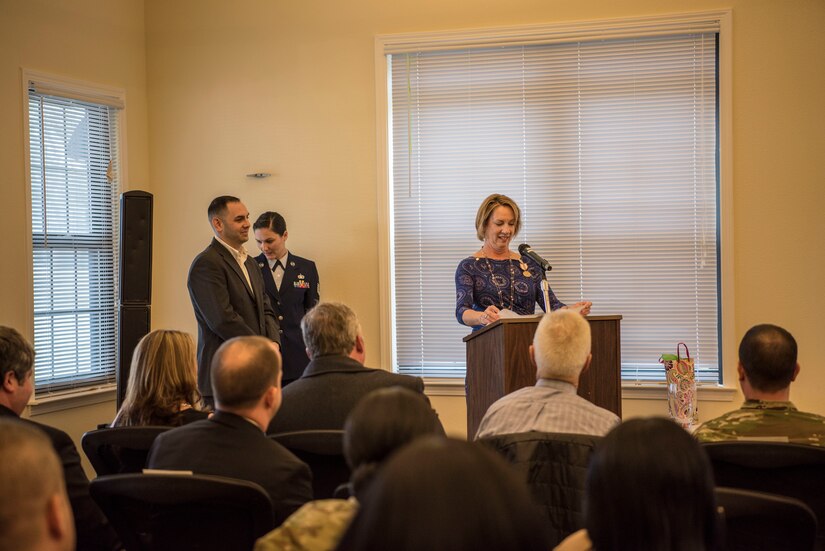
[703,441,825,550]
[270,430,349,499]
[479,431,602,546]
[716,487,818,551]
[82,426,171,476]
[89,472,274,551]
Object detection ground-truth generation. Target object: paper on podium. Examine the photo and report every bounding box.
[497,309,543,320]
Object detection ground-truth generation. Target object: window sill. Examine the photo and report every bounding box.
[423,378,739,402]
[424,378,466,397]
[621,383,739,402]
[27,384,118,416]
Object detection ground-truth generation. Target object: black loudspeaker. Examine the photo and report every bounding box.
[120,191,153,304]
[118,191,153,408]
[118,305,151,405]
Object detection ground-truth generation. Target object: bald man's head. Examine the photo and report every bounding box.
[211,336,281,410]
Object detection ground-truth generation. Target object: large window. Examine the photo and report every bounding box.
[380,13,730,384]
[25,73,123,395]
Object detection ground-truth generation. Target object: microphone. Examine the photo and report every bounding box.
[518,244,552,272]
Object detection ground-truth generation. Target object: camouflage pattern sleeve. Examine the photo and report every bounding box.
[255,499,358,551]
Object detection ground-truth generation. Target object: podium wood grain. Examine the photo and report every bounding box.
[464,315,622,437]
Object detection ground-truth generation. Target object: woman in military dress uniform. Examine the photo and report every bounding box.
[254,211,320,384]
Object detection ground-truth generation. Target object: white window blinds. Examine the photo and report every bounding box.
[389,32,719,383]
[28,87,120,394]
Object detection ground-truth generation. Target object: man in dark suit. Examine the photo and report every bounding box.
[188,196,281,406]
[147,335,312,526]
[267,302,432,434]
[0,326,121,551]
[252,211,319,385]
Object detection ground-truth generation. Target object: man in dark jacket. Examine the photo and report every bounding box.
[188,196,281,407]
[0,326,120,551]
[148,335,312,525]
[268,302,434,434]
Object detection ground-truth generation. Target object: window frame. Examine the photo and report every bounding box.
[373,11,735,395]
[21,69,128,401]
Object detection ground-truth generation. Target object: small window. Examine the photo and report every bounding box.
[25,73,123,395]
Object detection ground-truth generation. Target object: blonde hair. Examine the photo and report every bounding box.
[475,194,521,241]
[113,330,204,427]
[533,310,591,381]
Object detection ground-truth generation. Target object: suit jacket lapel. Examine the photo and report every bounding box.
[246,255,268,331]
[212,239,254,298]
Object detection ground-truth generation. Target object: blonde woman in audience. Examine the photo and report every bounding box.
[255,387,444,551]
[112,330,208,427]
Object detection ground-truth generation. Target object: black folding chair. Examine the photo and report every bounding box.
[479,431,602,546]
[90,472,274,551]
[716,487,817,551]
[703,441,825,550]
[270,430,350,499]
[81,426,171,476]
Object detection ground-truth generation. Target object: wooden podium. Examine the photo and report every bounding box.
[464,315,622,437]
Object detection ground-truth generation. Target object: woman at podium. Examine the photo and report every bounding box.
[455,194,591,330]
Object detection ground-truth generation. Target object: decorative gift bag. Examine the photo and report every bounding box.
[659,343,698,427]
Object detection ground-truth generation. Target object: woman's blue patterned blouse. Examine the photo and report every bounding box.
[455,254,565,329]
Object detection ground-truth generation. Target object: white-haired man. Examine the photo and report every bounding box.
[475,310,619,439]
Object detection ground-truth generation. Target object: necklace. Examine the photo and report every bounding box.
[480,250,516,310]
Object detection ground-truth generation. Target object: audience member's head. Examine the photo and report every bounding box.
[0,326,35,415]
[301,302,364,361]
[532,309,592,383]
[211,336,282,424]
[585,417,718,551]
[738,324,799,394]
[337,437,549,551]
[343,387,444,497]
[0,419,75,551]
[112,330,204,427]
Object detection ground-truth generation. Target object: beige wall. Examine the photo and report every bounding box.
[1,0,149,330]
[2,0,824,445]
[0,0,148,459]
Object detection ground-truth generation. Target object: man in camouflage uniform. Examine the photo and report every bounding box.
[695,324,825,446]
